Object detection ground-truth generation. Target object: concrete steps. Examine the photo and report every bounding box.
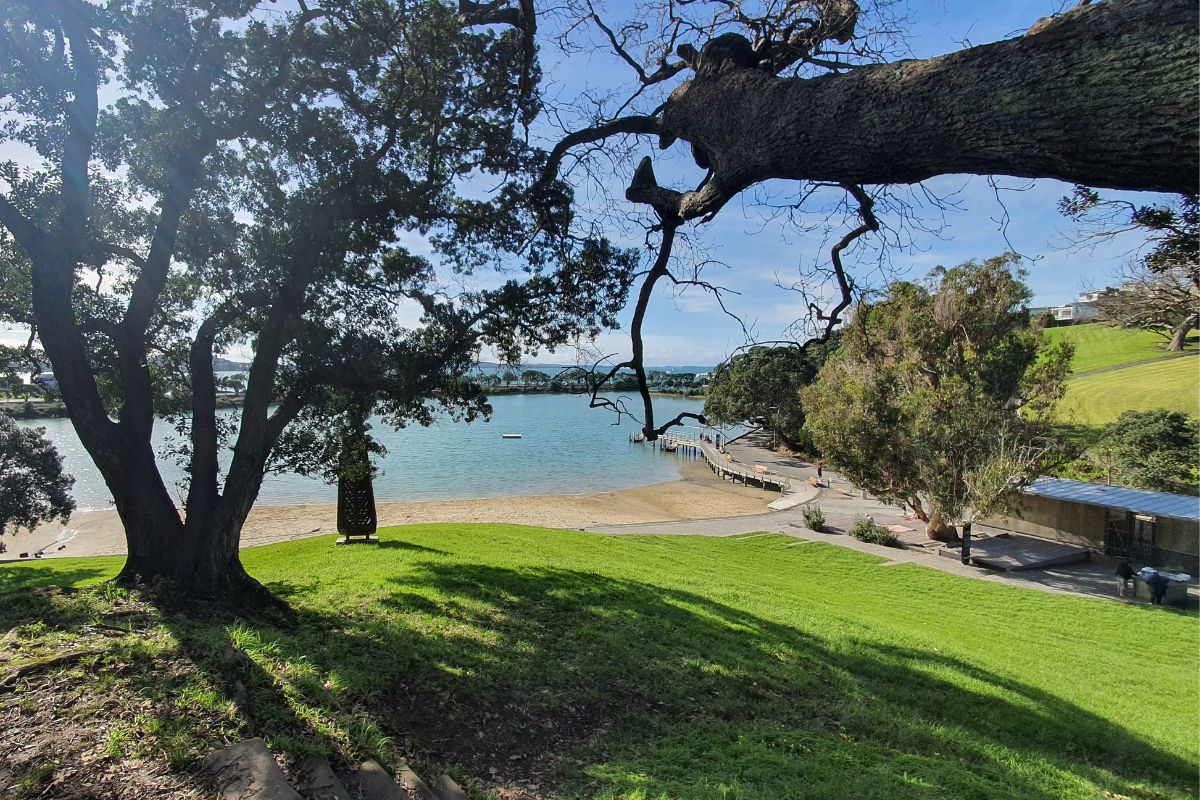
[205,740,468,800]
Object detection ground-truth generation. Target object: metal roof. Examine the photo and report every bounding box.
[1026,478,1200,522]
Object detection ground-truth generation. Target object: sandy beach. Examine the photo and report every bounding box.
[3,462,772,561]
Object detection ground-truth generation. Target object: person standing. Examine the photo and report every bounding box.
[816,460,825,486]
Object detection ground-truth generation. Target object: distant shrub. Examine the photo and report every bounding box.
[849,516,900,548]
[800,505,825,532]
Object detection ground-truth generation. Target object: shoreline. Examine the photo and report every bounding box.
[2,462,774,562]
[2,386,705,420]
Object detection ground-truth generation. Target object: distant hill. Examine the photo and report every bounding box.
[1044,323,1191,375]
[213,356,252,372]
[1045,323,1198,427]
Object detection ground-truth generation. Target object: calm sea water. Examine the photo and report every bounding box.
[19,393,718,511]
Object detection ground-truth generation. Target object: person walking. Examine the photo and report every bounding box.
[816,460,825,486]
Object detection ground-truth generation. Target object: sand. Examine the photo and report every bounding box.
[2,463,772,561]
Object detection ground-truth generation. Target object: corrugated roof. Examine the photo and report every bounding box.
[1026,478,1200,522]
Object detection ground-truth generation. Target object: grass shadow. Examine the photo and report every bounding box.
[157,560,1196,799]
[0,536,1194,799]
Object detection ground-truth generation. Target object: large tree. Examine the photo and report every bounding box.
[801,255,1072,540]
[524,0,1197,438]
[1094,263,1200,351]
[0,0,632,598]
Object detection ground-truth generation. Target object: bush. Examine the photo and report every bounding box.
[849,516,900,547]
[800,504,825,532]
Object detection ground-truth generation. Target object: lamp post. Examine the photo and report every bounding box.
[768,405,779,450]
[960,509,974,565]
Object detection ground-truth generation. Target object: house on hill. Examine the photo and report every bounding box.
[1029,290,1112,325]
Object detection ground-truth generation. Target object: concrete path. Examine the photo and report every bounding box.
[588,431,1196,607]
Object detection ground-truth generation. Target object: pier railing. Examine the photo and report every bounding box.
[655,433,791,492]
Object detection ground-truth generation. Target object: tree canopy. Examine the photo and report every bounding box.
[0,0,634,596]
[703,341,836,449]
[528,0,1197,438]
[801,255,1072,539]
[1100,410,1199,494]
[1061,190,1199,350]
[0,414,75,542]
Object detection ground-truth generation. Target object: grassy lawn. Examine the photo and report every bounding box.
[1,525,1197,799]
[1044,323,1191,375]
[1056,357,1200,427]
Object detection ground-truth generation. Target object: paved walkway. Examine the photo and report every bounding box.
[588,432,1197,608]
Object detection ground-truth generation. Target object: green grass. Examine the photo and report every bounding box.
[1057,357,1200,427]
[1044,323,1192,375]
[2,525,1197,799]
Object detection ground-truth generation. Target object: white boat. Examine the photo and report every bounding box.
[501,433,522,439]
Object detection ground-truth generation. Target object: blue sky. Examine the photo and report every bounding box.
[0,1,1174,367]
[563,0,1175,366]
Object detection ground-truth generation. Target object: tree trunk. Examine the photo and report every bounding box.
[654,0,1197,221]
[925,509,959,543]
[1168,313,1198,351]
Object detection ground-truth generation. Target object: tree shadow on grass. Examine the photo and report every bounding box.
[0,563,115,597]
[2,557,1194,800]
[174,562,1198,800]
[373,540,449,555]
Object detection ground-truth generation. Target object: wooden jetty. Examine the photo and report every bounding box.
[655,433,791,493]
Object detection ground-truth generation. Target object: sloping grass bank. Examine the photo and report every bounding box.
[1057,356,1200,426]
[1,525,1197,799]
[1043,323,1186,375]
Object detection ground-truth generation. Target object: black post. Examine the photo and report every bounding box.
[960,521,972,565]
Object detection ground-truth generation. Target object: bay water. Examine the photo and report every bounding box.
[20,393,717,511]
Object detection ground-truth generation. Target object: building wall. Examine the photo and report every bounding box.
[984,495,1107,549]
[1156,517,1200,572]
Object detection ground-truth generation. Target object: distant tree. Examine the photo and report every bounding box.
[521,369,549,386]
[218,373,247,396]
[802,255,1072,540]
[0,415,75,542]
[704,342,836,448]
[1093,264,1198,351]
[501,370,520,386]
[1062,190,1198,350]
[1100,410,1199,494]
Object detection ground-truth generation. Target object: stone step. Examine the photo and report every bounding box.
[343,760,409,800]
[203,738,302,800]
[394,762,440,800]
[296,756,352,800]
[432,774,469,800]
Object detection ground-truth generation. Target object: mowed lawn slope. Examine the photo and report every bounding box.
[1,525,1197,800]
[1041,323,1199,427]
[1058,356,1199,426]
[1044,323,1191,375]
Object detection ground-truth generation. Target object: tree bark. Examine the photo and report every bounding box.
[925,509,959,543]
[1168,313,1198,351]
[652,0,1197,221]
